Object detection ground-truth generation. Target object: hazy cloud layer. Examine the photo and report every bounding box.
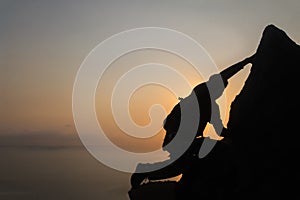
[0,131,82,149]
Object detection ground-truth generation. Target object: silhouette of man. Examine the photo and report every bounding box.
[130,54,255,189]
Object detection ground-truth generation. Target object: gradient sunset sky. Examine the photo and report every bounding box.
[1,0,300,199]
[2,0,299,145]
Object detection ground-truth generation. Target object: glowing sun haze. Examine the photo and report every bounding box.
[1,1,300,199]
[2,0,300,152]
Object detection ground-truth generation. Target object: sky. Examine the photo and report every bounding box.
[1,0,300,199]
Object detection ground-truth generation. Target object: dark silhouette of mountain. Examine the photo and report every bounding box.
[128,24,300,199]
[227,24,300,199]
[128,181,178,200]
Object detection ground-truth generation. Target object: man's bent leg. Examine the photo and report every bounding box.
[130,156,187,188]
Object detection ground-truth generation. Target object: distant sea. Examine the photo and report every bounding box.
[0,147,131,200]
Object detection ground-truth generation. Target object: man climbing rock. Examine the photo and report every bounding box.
[130,54,255,189]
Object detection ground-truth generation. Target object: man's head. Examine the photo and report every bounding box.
[207,74,228,99]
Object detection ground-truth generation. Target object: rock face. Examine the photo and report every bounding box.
[128,181,178,200]
[227,24,300,199]
[128,24,300,199]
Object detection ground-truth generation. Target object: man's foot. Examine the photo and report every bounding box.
[220,137,232,145]
[130,173,147,189]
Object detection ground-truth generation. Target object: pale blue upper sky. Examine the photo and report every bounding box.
[1,0,300,135]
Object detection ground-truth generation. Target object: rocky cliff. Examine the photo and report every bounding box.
[227,24,300,199]
[128,24,300,200]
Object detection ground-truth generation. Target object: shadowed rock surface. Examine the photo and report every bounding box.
[128,24,300,200]
[128,181,178,200]
[227,24,300,199]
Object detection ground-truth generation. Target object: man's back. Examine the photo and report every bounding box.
[163,82,213,147]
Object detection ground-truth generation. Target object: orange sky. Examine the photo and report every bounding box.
[95,49,252,152]
[1,1,299,152]
[2,2,300,199]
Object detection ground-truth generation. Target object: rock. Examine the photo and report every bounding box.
[227,24,300,199]
[128,24,300,199]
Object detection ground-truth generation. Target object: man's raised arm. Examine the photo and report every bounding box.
[220,54,255,81]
